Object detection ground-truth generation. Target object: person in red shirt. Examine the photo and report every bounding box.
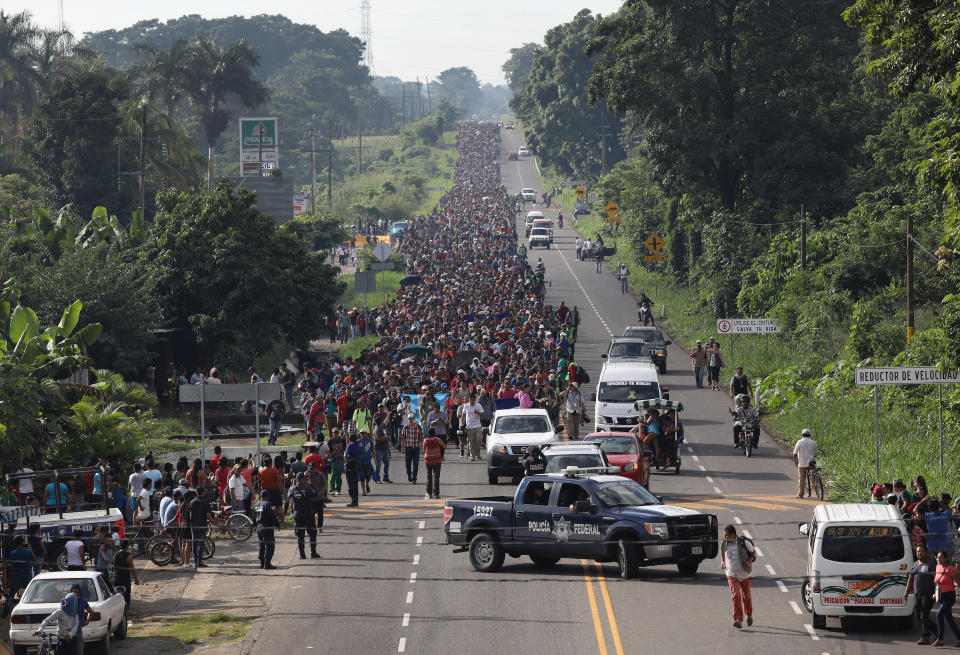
[307,397,326,439]
[216,458,231,504]
[422,428,445,500]
[336,391,349,426]
[258,456,284,524]
[209,445,223,472]
[304,445,325,472]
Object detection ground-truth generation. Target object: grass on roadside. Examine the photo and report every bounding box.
[130,613,250,646]
[337,271,403,310]
[338,334,378,361]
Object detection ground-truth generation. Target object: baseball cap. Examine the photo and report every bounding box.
[296,472,305,480]
[801,428,811,436]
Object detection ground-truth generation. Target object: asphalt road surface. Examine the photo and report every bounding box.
[237,130,936,655]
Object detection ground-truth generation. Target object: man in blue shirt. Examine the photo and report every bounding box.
[344,434,361,507]
[3,536,35,617]
[43,480,70,510]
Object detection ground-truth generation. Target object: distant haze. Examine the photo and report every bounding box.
[10,1,624,85]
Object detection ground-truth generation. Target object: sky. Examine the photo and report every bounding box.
[10,1,625,85]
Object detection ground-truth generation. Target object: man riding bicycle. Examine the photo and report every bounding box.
[728,394,760,449]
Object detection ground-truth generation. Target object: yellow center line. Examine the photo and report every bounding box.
[581,559,608,655]
[593,564,625,655]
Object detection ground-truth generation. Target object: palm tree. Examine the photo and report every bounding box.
[0,11,41,165]
[132,37,192,118]
[182,36,270,188]
[31,28,94,92]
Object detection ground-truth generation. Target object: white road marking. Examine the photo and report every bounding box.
[410,572,417,583]
[706,476,714,483]
[402,613,410,627]
[398,637,407,652]
[733,517,743,525]
[418,520,425,530]
[691,455,700,462]
[406,591,414,604]
[742,530,752,539]
[789,601,803,615]
[754,547,764,557]
[698,465,706,472]
[417,536,423,546]
[713,486,722,494]
[412,554,420,565]
[554,247,615,338]
[776,580,788,593]
[804,624,820,640]
[765,564,776,576]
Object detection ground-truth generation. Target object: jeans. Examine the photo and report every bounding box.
[576,247,582,260]
[268,417,281,445]
[375,448,391,480]
[620,277,628,293]
[693,366,705,388]
[405,447,421,482]
[192,527,206,565]
[916,592,936,637]
[937,590,960,640]
[727,577,753,622]
[426,464,441,498]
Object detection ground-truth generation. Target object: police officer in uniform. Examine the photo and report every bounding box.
[253,495,281,569]
[288,472,320,559]
[522,446,547,476]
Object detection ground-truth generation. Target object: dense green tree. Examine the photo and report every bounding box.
[142,180,344,364]
[434,67,482,115]
[511,10,625,179]
[501,43,543,96]
[24,69,131,216]
[131,37,193,117]
[0,11,41,135]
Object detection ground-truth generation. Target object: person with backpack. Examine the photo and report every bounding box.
[720,524,756,629]
[560,381,585,440]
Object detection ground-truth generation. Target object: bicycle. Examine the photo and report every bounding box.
[148,528,215,566]
[33,629,58,655]
[209,504,254,542]
[805,459,825,500]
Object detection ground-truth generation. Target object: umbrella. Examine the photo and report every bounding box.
[400,275,423,287]
[635,398,684,412]
[450,349,480,370]
[401,344,431,356]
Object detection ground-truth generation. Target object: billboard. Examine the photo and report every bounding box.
[239,117,279,177]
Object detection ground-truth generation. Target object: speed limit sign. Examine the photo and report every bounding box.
[587,192,598,203]
[717,319,732,334]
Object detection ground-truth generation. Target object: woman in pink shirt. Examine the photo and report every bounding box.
[517,383,533,408]
[933,550,960,646]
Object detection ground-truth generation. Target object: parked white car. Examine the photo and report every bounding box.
[518,146,531,156]
[9,571,128,654]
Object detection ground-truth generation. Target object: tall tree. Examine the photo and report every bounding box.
[181,37,270,187]
[434,67,481,115]
[501,43,542,95]
[132,37,193,117]
[0,11,40,147]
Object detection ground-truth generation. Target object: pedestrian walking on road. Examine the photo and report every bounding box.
[560,382,585,440]
[327,430,345,496]
[374,416,393,483]
[689,340,708,388]
[423,428,445,499]
[458,391,486,461]
[720,525,756,629]
[265,396,285,446]
[402,415,424,483]
[617,263,629,294]
[344,433,361,506]
[905,544,938,644]
[288,473,320,559]
[932,550,960,646]
[792,429,818,498]
[253,496,281,569]
[706,338,725,391]
[576,237,583,261]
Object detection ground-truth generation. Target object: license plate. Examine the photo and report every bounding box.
[692,546,702,555]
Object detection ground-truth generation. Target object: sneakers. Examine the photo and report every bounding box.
[384,478,393,483]
[932,639,944,647]
[746,616,753,626]
[425,493,431,500]
[733,621,742,629]
[311,552,321,559]
[916,637,930,645]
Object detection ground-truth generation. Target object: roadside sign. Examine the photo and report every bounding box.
[293,192,306,216]
[854,367,960,386]
[644,234,665,253]
[575,186,586,199]
[643,255,667,262]
[567,180,586,187]
[355,271,377,293]
[604,217,622,223]
[716,318,781,334]
[239,117,279,178]
[370,262,395,271]
[604,201,621,218]
[587,192,598,203]
[372,242,394,262]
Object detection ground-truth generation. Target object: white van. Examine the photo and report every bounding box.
[590,361,661,432]
[799,503,915,629]
[525,210,544,236]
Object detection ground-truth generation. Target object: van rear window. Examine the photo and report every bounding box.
[820,525,905,563]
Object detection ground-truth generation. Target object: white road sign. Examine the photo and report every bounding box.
[372,242,394,262]
[716,318,781,334]
[179,382,283,403]
[587,192,598,203]
[854,367,960,386]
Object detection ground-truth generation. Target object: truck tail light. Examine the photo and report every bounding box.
[9,615,29,624]
[812,570,821,593]
[443,506,453,525]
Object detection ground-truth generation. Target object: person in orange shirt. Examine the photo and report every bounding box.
[422,428,445,500]
[258,456,284,525]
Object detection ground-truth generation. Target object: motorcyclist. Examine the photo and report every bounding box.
[535,258,545,278]
[637,294,654,324]
[728,394,760,449]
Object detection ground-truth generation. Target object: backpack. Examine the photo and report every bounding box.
[737,535,756,571]
[577,367,590,384]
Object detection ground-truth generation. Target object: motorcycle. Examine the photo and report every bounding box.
[734,419,760,457]
[637,303,654,326]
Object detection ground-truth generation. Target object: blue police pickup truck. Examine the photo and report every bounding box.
[444,469,718,578]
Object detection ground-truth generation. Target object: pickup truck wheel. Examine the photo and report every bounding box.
[469,532,504,572]
[530,555,560,567]
[676,560,700,576]
[487,473,498,485]
[811,611,826,630]
[616,539,638,579]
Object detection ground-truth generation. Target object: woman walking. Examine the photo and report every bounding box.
[932,550,960,646]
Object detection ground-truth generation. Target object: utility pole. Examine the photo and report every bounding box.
[327,119,335,207]
[800,204,807,270]
[401,83,406,124]
[356,106,362,176]
[309,128,317,215]
[138,103,147,219]
[425,77,432,113]
[416,77,423,118]
[907,213,914,342]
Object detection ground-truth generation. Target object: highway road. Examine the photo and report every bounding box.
[234,128,933,655]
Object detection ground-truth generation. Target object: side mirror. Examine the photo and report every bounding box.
[574,500,598,514]
[656,496,664,504]
[590,393,596,402]
[799,523,810,536]
[115,585,126,594]
[601,353,608,359]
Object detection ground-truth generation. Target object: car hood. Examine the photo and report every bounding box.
[489,432,556,446]
[616,505,703,519]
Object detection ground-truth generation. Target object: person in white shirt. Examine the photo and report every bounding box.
[15,464,33,504]
[575,236,583,260]
[457,391,486,461]
[228,467,247,512]
[720,525,756,628]
[136,478,153,525]
[792,428,818,498]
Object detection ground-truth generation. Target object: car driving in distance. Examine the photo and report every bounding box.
[622,325,671,373]
[389,221,410,237]
[602,338,649,364]
[486,408,557,485]
[521,188,537,203]
[507,152,518,161]
[518,146,531,156]
[528,227,551,249]
[591,361,662,432]
[524,210,544,236]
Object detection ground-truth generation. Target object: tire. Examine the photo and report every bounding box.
[114,610,128,640]
[616,539,638,579]
[487,473,498,485]
[530,555,560,567]
[801,580,814,613]
[468,532,504,572]
[149,541,174,567]
[98,624,111,655]
[745,438,752,458]
[813,474,825,501]
[226,513,254,541]
[812,611,826,629]
[677,560,700,576]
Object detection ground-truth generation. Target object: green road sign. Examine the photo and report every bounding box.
[240,117,278,149]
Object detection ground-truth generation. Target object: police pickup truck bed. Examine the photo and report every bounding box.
[444,471,718,578]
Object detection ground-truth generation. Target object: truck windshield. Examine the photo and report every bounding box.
[820,525,905,563]
[624,329,664,346]
[608,343,648,358]
[495,416,550,434]
[597,382,659,403]
[595,481,659,508]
